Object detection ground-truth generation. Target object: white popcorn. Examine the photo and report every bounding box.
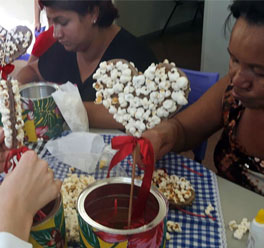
[99,61,107,69]
[166,232,171,240]
[92,59,189,138]
[133,75,145,88]
[228,220,238,231]
[205,203,214,216]
[228,218,250,240]
[109,105,117,114]
[120,75,131,84]
[113,83,124,93]
[110,68,118,80]
[135,108,144,120]
[172,91,188,105]
[233,229,243,240]
[176,77,188,90]
[168,70,180,81]
[61,173,96,242]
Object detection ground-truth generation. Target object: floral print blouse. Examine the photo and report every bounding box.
[214,84,264,196]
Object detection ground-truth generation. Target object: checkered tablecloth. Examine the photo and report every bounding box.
[0,133,227,248]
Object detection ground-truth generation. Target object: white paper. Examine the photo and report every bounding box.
[45,132,105,173]
[52,82,89,132]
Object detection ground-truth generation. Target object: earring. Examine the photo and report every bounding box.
[93,19,97,24]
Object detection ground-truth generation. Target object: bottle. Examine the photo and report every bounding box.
[247,209,264,248]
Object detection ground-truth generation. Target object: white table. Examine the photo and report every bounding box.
[217,176,263,247]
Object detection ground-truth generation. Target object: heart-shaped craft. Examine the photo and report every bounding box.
[0,25,32,66]
[93,59,190,137]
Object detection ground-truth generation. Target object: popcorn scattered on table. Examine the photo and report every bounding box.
[152,169,195,207]
[228,218,250,240]
[93,59,189,137]
[61,171,96,242]
[166,220,182,241]
[205,203,214,216]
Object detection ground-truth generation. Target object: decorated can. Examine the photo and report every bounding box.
[29,193,67,247]
[77,177,168,248]
[20,82,65,142]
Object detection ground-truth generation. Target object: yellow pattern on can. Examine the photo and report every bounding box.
[98,237,128,247]
[31,218,55,231]
[35,116,44,126]
[23,119,37,142]
[28,236,39,247]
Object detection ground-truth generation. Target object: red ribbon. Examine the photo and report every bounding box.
[107,136,154,219]
[0,64,15,80]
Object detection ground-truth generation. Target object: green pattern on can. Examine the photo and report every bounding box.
[78,213,100,248]
[30,200,66,247]
[22,97,64,140]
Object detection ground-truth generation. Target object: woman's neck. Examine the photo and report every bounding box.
[77,24,120,63]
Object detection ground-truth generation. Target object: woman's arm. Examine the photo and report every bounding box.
[34,0,41,32]
[15,60,43,84]
[83,102,124,130]
[143,75,230,159]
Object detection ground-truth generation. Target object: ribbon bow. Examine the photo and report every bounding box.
[0,64,15,80]
[107,135,154,219]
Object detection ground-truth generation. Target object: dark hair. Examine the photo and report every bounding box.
[226,1,264,26]
[40,0,119,27]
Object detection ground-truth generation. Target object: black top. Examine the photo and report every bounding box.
[38,28,157,101]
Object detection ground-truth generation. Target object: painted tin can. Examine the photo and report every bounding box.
[20,82,65,142]
[29,194,67,248]
[77,177,168,248]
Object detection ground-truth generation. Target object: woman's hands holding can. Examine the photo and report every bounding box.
[0,150,62,242]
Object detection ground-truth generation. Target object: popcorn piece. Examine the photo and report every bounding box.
[166,232,171,240]
[61,173,96,242]
[205,203,214,216]
[228,218,250,240]
[167,220,182,233]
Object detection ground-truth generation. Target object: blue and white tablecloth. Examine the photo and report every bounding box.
[0,133,227,248]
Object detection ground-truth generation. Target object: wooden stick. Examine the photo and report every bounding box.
[127,145,138,228]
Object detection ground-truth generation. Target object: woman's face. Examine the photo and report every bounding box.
[46,7,97,52]
[228,17,264,109]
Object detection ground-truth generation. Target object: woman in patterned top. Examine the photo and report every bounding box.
[143,0,264,196]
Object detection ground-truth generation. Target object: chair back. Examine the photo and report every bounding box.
[35,26,46,38]
[180,68,219,162]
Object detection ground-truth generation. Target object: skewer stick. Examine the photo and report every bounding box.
[127,144,139,228]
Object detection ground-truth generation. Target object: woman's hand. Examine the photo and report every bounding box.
[0,151,62,241]
[142,119,178,161]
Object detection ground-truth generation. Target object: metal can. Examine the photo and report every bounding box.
[20,82,65,142]
[29,194,67,248]
[77,177,168,248]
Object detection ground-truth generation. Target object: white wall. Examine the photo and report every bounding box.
[201,0,234,77]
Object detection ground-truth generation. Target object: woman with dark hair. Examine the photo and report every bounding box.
[17,0,157,129]
[143,0,264,196]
